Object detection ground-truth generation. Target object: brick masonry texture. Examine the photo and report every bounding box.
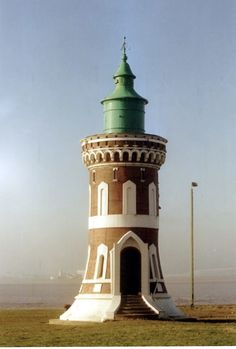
[90,166,159,216]
[79,133,166,295]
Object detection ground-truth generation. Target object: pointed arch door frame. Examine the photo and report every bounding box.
[110,231,149,296]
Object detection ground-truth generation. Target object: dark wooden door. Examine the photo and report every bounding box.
[120,247,141,295]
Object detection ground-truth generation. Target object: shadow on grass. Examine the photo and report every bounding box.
[172,318,236,323]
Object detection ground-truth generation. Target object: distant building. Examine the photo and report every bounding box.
[60,42,184,321]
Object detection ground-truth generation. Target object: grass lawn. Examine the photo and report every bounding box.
[0,307,236,346]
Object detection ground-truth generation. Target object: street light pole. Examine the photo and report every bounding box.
[191,182,198,308]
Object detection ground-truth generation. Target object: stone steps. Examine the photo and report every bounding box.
[115,295,159,320]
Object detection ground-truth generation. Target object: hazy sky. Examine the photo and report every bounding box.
[0,0,236,278]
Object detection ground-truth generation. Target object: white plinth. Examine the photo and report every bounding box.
[59,292,184,322]
[60,294,121,322]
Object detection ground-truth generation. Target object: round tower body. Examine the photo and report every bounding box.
[80,133,167,298]
[60,44,184,322]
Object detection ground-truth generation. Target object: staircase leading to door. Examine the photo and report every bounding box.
[115,295,160,320]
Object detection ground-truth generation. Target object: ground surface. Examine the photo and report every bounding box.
[0,305,236,346]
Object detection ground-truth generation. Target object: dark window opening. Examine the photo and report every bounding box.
[92,170,96,183]
[140,168,145,182]
[113,168,118,182]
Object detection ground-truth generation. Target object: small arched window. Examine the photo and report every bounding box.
[105,152,111,162]
[94,244,108,280]
[149,244,160,281]
[123,152,129,162]
[96,152,102,163]
[123,180,136,215]
[98,182,108,216]
[132,152,137,162]
[149,182,157,216]
[114,152,120,162]
[97,255,104,278]
[140,152,145,162]
[152,254,158,279]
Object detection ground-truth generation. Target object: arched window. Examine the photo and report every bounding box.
[104,152,111,162]
[132,152,137,162]
[114,152,120,162]
[97,182,108,216]
[91,153,95,163]
[148,152,155,162]
[97,255,104,278]
[149,182,157,216]
[123,180,136,215]
[123,152,129,162]
[149,244,160,281]
[94,244,108,280]
[140,152,145,162]
[152,254,158,279]
[96,152,102,163]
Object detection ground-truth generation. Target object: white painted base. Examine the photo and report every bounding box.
[60,294,121,322]
[150,293,186,319]
[59,292,184,322]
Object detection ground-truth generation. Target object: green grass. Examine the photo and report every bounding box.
[0,308,236,346]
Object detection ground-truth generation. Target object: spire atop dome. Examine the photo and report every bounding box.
[119,36,129,66]
[121,36,127,58]
[101,40,148,134]
[113,37,136,79]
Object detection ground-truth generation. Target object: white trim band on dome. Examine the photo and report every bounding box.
[88,214,159,229]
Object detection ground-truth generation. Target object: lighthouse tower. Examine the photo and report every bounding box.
[60,43,184,322]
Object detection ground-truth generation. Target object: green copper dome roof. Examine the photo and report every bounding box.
[113,51,136,78]
[101,41,148,134]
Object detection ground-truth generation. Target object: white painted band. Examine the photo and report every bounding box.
[87,162,160,170]
[88,214,159,229]
[81,135,167,146]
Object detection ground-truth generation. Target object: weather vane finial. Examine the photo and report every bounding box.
[123,36,127,54]
[121,36,127,61]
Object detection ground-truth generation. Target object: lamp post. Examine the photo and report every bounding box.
[191,182,198,308]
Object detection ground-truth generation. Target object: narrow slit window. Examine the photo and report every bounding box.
[92,170,96,183]
[113,168,118,182]
[99,188,104,215]
[149,182,157,216]
[140,168,145,182]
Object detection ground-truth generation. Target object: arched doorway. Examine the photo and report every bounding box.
[120,247,141,295]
